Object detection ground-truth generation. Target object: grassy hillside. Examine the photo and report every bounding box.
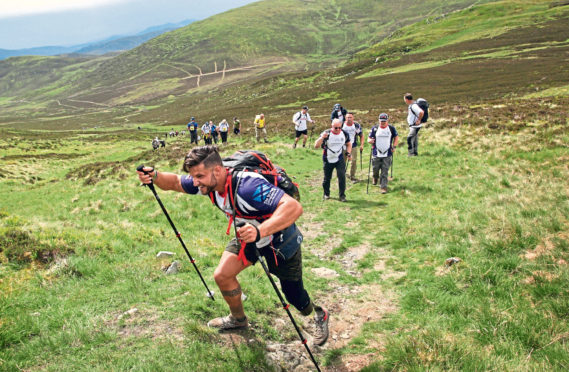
[1,98,568,370]
[0,0,485,111]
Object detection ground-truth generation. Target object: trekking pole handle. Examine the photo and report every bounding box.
[137,164,157,191]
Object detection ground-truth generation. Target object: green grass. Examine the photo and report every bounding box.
[1,103,568,370]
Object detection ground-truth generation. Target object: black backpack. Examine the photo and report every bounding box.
[416,98,429,123]
[222,150,300,201]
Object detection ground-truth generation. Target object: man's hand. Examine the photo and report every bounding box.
[137,166,155,184]
[369,138,375,144]
[237,223,261,243]
[360,145,364,152]
[321,132,329,139]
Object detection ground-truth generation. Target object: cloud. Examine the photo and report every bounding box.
[0,0,131,18]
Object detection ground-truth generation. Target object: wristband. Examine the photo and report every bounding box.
[253,224,261,243]
[153,170,158,180]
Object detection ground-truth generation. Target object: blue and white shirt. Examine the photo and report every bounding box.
[181,171,286,248]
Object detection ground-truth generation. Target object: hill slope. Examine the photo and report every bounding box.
[0,0,486,110]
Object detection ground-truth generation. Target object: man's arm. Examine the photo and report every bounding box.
[237,194,303,243]
[412,104,424,125]
[137,167,185,193]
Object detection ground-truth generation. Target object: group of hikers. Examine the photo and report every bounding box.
[137,93,428,359]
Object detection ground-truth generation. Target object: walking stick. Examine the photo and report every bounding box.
[137,165,215,300]
[390,150,394,180]
[360,147,363,171]
[366,147,372,194]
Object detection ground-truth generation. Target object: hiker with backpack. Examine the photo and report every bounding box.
[342,113,364,183]
[368,113,399,194]
[315,119,352,202]
[188,117,199,145]
[136,145,330,346]
[233,117,241,135]
[404,93,429,157]
[330,103,348,124]
[292,106,314,148]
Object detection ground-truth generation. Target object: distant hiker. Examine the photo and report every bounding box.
[188,117,199,145]
[315,119,352,202]
[330,103,348,124]
[138,126,141,130]
[254,113,268,143]
[292,106,314,149]
[368,113,399,194]
[136,146,330,344]
[404,93,425,157]
[218,119,230,145]
[342,113,364,183]
[202,122,213,145]
[233,117,241,135]
[152,137,166,150]
[210,121,219,144]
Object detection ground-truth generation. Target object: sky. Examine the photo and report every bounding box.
[0,0,258,49]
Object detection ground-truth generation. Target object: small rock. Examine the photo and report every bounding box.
[118,307,138,320]
[156,251,175,258]
[165,261,181,275]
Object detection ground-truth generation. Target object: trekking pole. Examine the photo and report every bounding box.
[390,151,394,180]
[360,147,363,171]
[366,147,372,194]
[235,222,322,372]
[137,165,215,300]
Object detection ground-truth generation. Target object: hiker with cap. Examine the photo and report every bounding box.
[136,145,330,345]
[368,113,399,194]
[330,103,348,124]
[315,119,352,202]
[188,117,199,145]
[404,93,424,157]
[254,113,268,143]
[342,112,364,183]
[292,106,314,149]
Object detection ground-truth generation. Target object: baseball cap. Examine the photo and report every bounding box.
[191,117,195,120]
[302,106,309,110]
[379,113,389,122]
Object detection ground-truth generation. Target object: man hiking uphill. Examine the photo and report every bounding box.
[342,113,363,183]
[315,119,352,202]
[188,117,199,145]
[330,103,347,124]
[292,106,314,149]
[404,93,426,157]
[368,113,399,194]
[254,113,268,143]
[136,146,330,345]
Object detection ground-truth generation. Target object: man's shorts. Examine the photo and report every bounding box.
[295,129,308,138]
[225,238,303,282]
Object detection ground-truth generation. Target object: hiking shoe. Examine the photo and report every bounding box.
[323,194,330,200]
[293,143,297,149]
[207,315,248,330]
[313,309,329,346]
[302,143,306,148]
[380,188,387,194]
[372,178,378,185]
[339,196,347,202]
[350,177,359,184]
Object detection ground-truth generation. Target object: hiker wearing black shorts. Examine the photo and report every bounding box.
[404,93,424,156]
[292,106,314,148]
[136,146,329,345]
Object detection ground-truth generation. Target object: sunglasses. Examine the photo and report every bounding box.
[333,126,342,130]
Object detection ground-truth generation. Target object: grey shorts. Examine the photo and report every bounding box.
[225,238,303,282]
